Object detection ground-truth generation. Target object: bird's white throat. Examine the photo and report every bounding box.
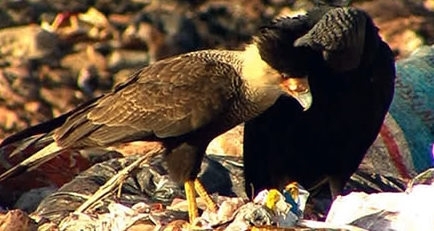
[240,43,284,110]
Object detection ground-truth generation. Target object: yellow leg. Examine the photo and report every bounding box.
[184,180,199,223]
[194,179,218,212]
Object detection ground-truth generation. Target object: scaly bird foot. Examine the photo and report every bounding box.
[184,178,219,225]
[194,178,218,213]
[184,180,199,223]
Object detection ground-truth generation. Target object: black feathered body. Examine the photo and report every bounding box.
[243,6,395,197]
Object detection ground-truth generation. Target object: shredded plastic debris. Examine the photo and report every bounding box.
[252,182,309,228]
[327,168,434,231]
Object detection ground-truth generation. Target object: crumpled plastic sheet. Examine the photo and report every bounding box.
[326,168,434,231]
[25,152,412,230]
[31,154,248,230]
[57,203,151,231]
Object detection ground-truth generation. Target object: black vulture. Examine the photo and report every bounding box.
[243,3,396,199]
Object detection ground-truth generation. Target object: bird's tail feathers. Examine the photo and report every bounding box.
[8,132,55,157]
[0,96,105,181]
[0,117,66,150]
[0,142,62,182]
[0,95,103,149]
[0,129,55,173]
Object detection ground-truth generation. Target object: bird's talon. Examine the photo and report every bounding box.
[194,179,218,213]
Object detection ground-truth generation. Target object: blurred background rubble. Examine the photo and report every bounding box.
[0,0,433,230]
[0,0,433,140]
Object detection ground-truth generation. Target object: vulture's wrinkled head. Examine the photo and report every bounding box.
[251,15,325,111]
[255,15,320,78]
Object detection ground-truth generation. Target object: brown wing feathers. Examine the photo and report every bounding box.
[0,45,244,184]
[52,53,238,148]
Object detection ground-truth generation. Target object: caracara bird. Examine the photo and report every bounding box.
[0,20,314,223]
[243,3,396,199]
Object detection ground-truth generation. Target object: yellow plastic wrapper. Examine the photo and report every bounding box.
[253,182,309,227]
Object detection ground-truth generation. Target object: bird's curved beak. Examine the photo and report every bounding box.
[280,76,312,111]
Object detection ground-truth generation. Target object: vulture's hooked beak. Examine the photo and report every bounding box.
[280,75,312,111]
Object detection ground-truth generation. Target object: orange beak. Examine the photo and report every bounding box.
[280,77,312,111]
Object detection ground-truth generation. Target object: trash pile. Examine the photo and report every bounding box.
[1,154,433,230]
[327,169,434,231]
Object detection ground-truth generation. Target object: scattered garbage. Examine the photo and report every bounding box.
[252,182,309,228]
[326,168,434,231]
